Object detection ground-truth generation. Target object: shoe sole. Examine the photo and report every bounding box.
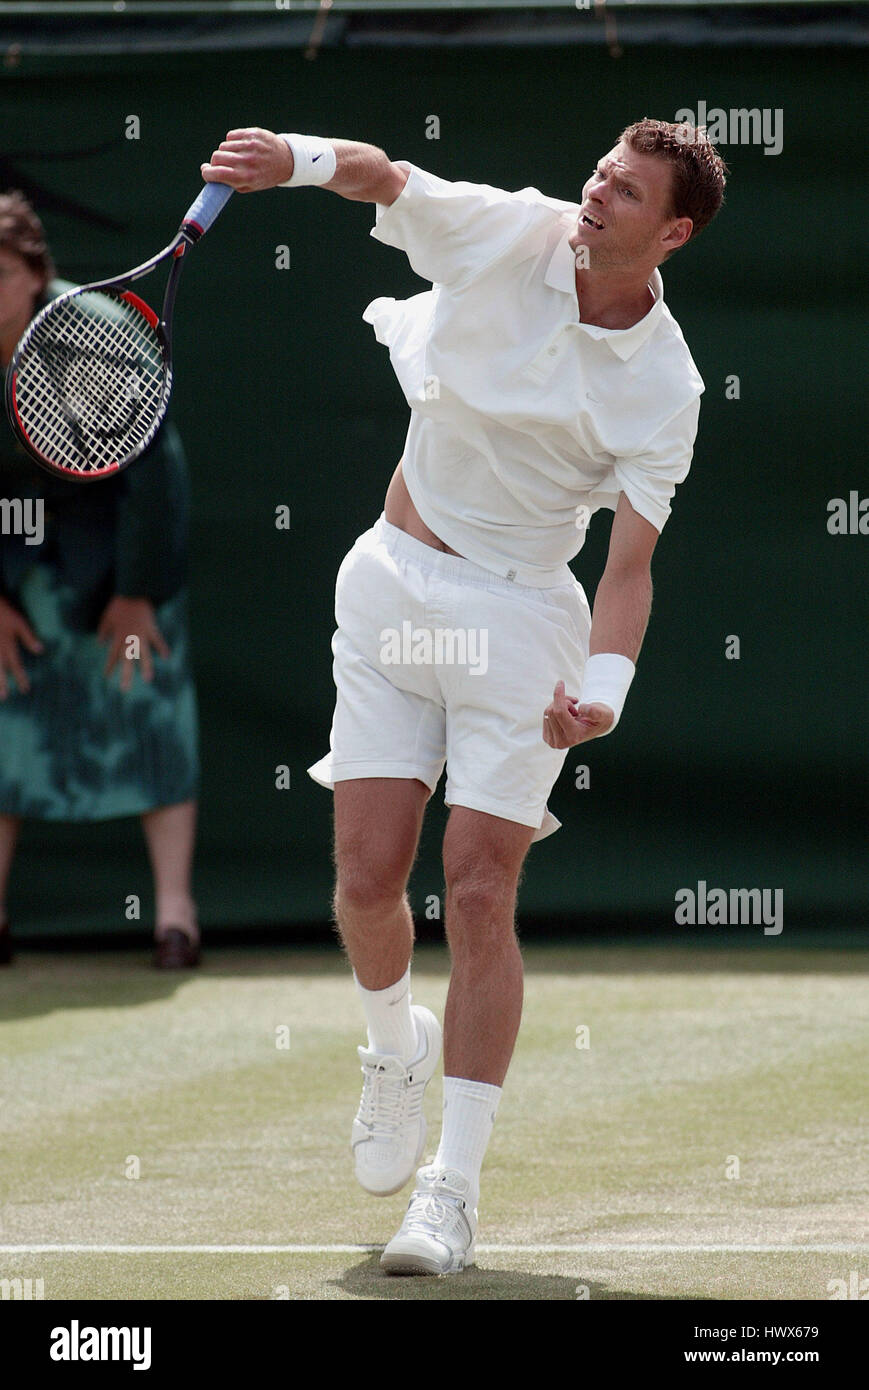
[381,1243,476,1277]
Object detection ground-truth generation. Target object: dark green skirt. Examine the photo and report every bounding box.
[0,565,199,821]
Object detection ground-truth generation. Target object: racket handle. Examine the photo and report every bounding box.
[181,182,234,239]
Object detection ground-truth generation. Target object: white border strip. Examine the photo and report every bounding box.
[1,1244,867,1256]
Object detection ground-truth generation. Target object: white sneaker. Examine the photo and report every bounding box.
[351,1005,441,1197]
[380,1165,477,1275]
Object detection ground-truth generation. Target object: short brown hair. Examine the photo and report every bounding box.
[619,117,728,247]
[0,190,55,288]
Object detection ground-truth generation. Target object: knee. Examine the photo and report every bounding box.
[446,869,505,921]
[335,858,408,920]
[444,865,518,956]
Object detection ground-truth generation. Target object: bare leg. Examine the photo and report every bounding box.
[332,778,429,989]
[0,814,20,926]
[140,799,198,938]
[441,807,534,1086]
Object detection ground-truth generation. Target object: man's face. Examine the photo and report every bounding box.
[569,142,682,270]
[0,247,43,337]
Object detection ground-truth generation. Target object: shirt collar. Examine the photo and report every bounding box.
[544,224,664,361]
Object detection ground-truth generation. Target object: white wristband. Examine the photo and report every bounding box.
[277,133,337,187]
[579,653,636,736]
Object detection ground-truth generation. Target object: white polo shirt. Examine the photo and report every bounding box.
[362,161,704,587]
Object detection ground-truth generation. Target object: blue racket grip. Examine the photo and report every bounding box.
[182,182,234,237]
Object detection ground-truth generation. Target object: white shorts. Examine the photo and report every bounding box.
[307,515,591,842]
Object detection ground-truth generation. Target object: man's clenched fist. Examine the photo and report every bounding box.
[201,128,293,193]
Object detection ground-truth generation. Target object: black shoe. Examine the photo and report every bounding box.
[153,928,200,970]
[0,924,11,965]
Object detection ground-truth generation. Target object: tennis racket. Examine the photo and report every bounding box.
[4,181,234,482]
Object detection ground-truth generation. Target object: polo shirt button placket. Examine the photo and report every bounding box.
[525,329,567,381]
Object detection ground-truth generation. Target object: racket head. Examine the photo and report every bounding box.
[5,284,172,482]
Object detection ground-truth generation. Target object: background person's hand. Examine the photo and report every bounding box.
[98,596,170,692]
[542,678,614,748]
[0,596,43,699]
[201,128,294,193]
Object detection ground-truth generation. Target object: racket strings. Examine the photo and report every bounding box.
[13,292,168,475]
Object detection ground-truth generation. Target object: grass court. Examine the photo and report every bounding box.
[1,942,866,1300]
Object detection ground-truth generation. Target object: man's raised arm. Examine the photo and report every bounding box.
[201,127,408,205]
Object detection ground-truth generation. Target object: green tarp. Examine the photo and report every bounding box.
[0,37,865,936]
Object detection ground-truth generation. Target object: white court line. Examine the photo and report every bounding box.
[1,1244,867,1256]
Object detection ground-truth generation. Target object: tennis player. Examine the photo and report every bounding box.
[203,120,726,1274]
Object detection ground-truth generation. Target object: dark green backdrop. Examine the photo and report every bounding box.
[1,37,866,936]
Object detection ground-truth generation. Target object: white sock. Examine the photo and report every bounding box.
[354,966,418,1061]
[434,1076,501,1207]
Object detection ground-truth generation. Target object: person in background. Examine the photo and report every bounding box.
[0,191,200,968]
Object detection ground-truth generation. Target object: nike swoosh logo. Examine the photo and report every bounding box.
[389,989,409,1007]
[312,154,323,162]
